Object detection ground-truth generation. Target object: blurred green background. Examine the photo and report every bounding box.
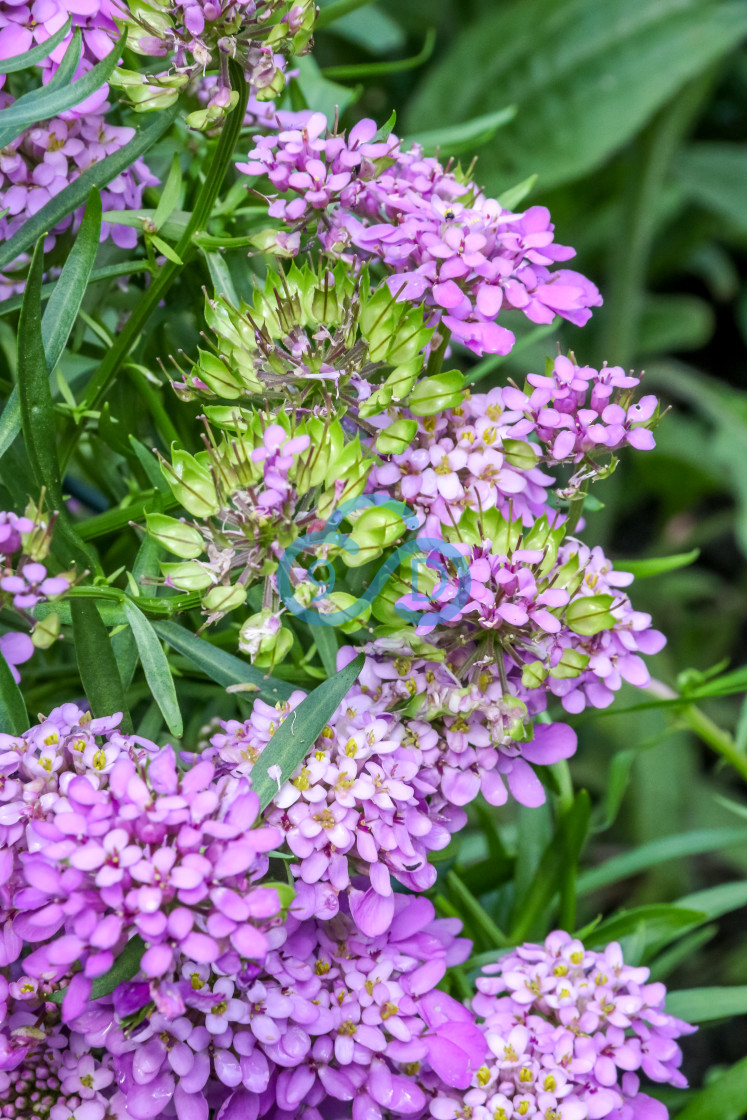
[313,0,747,1091]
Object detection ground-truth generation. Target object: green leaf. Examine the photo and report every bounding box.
[0,31,125,148]
[316,0,375,29]
[0,645,28,735]
[404,105,516,158]
[292,55,360,123]
[675,1056,747,1120]
[577,827,747,896]
[372,111,397,143]
[50,935,146,1005]
[70,599,131,732]
[44,191,102,371]
[565,594,615,636]
[581,904,707,954]
[153,154,183,230]
[250,653,364,812]
[615,548,700,578]
[0,102,180,272]
[314,626,339,678]
[112,534,162,692]
[446,870,509,950]
[123,601,183,738]
[153,620,294,704]
[322,28,436,79]
[0,17,72,73]
[405,0,747,191]
[674,142,747,231]
[510,791,591,942]
[17,241,94,571]
[497,173,538,211]
[666,986,747,1024]
[676,880,747,921]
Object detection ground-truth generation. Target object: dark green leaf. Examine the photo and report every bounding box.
[316,0,375,29]
[50,935,145,1004]
[112,534,162,693]
[17,241,94,571]
[405,0,747,190]
[666,986,747,1023]
[0,17,72,73]
[0,645,29,735]
[0,31,125,148]
[578,827,747,896]
[405,105,516,157]
[323,28,435,79]
[0,103,180,272]
[675,1056,747,1120]
[372,111,397,143]
[251,653,364,811]
[153,620,293,704]
[124,601,183,738]
[581,905,707,951]
[510,792,590,941]
[674,142,747,231]
[446,870,509,950]
[314,627,339,678]
[44,192,102,370]
[615,548,700,578]
[71,599,131,732]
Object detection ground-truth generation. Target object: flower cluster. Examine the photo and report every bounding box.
[153,412,374,628]
[240,115,603,354]
[115,0,316,127]
[431,930,695,1120]
[0,0,118,111]
[0,103,158,299]
[368,365,658,537]
[204,643,578,935]
[0,508,72,682]
[0,707,281,1016]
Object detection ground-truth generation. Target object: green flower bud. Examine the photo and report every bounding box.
[186,92,240,131]
[521,660,549,689]
[321,592,372,634]
[565,594,616,636]
[408,370,465,416]
[163,448,219,518]
[202,583,247,615]
[502,438,539,471]
[549,648,591,679]
[32,612,60,649]
[146,514,204,560]
[161,561,215,591]
[195,349,245,399]
[375,419,419,455]
[238,609,293,667]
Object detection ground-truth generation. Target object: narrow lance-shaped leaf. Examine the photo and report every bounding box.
[49,934,146,1005]
[153,620,294,704]
[71,599,131,732]
[0,17,72,73]
[0,648,28,735]
[17,241,95,571]
[251,653,364,812]
[0,193,103,461]
[666,986,747,1024]
[0,102,180,272]
[124,601,183,738]
[0,30,126,149]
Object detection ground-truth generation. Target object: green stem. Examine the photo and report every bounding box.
[564,479,589,535]
[425,326,451,378]
[648,679,747,784]
[59,63,250,470]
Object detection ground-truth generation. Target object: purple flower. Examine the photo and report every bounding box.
[239,118,602,354]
